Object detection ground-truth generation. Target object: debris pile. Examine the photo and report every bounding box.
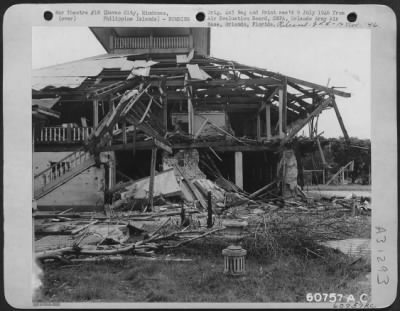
[34,150,370,264]
[35,177,370,265]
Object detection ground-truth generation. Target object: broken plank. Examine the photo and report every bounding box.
[208,147,222,162]
[282,77,288,134]
[196,114,246,145]
[174,165,207,209]
[149,217,171,237]
[34,213,82,219]
[57,208,74,215]
[154,138,172,154]
[138,97,154,124]
[36,247,74,260]
[248,180,277,198]
[331,99,350,141]
[189,77,281,87]
[194,118,209,139]
[147,147,157,212]
[281,96,333,145]
[287,76,351,98]
[164,228,225,248]
[71,220,99,235]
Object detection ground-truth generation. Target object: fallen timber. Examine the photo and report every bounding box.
[35,174,370,265]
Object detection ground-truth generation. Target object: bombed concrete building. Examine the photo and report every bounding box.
[32,27,351,212]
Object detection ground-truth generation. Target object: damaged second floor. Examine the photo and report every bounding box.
[32,27,351,154]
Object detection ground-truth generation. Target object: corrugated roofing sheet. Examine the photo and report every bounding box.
[187,64,212,81]
[32,77,87,91]
[32,97,60,108]
[32,54,147,91]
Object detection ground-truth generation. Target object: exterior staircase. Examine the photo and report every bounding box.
[34,148,95,200]
[34,82,169,200]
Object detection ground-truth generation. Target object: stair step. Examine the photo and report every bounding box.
[34,158,96,200]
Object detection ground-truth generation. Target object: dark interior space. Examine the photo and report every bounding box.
[198,150,235,183]
[228,112,257,137]
[50,102,93,126]
[115,150,154,182]
[243,151,277,193]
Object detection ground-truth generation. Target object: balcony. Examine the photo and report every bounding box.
[111,35,193,53]
[36,126,94,144]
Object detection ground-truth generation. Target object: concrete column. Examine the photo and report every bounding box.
[235,152,243,189]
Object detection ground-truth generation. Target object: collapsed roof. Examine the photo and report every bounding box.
[32,50,351,151]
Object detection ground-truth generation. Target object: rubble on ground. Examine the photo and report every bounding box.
[34,151,370,264]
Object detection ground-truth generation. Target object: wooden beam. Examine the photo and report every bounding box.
[256,112,261,140]
[266,103,271,140]
[192,96,267,105]
[154,138,172,154]
[286,76,351,98]
[206,57,351,97]
[164,92,187,101]
[125,114,169,148]
[282,78,288,133]
[120,83,149,117]
[195,103,259,111]
[138,97,154,124]
[184,73,194,135]
[188,94,193,135]
[331,99,350,141]
[287,81,318,99]
[194,88,265,97]
[189,77,282,88]
[176,141,272,152]
[196,114,246,145]
[88,80,134,100]
[258,87,279,113]
[278,88,284,138]
[148,147,157,212]
[286,93,312,111]
[194,118,209,139]
[208,147,222,162]
[93,99,99,127]
[108,99,114,113]
[281,96,333,145]
[163,95,168,130]
[248,180,277,198]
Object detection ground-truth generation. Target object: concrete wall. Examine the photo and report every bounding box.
[33,152,113,210]
[171,112,226,137]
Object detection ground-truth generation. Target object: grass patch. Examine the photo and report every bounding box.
[35,214,371,303]
[36,245,370,303]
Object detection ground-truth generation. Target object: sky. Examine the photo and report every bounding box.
[32,27,371,138]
